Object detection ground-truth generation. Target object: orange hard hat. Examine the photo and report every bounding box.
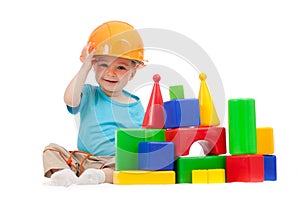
[85,20,145,66]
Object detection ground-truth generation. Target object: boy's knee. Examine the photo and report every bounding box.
[43,143,61,151]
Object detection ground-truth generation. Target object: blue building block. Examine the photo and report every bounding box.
[164,98,200,129]
[138,142,175,170]
[264,155,277,181]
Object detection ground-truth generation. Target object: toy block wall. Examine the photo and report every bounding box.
[165,127,226,157]
[113,73,277,184]
[115,128,166,171]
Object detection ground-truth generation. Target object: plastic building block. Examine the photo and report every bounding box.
[115,128,166,171]
[113,170,176,184]
[165,127,226,157]
[169,85,184,99]
[175,155,226,183]
[228,98,257,155]
[142,74,165,129]
[164,98,200,128]
[138,142,175,170]
[226,155,264,182]
[207,169,225,183]
[192,169,225,184]
[257,127,274,154]
[192,169,207,183]
[264,155,277,181]
[198,73,220,126]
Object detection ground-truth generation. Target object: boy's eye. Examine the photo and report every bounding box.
[117,65,127,70]
[94,63,108,68]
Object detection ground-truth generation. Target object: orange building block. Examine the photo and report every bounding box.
[256,127,274,154]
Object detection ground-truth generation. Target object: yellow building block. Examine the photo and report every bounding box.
[113,170,175,185]
[256,127,274,154]
[198,73,220,126]
[207,169,225,183]
[192,169,208,184]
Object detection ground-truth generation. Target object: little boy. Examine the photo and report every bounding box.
[43,21,146,186]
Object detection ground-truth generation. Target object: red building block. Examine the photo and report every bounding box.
[142,74,165,129]
[226,155,264,182]
[165,127,226,156]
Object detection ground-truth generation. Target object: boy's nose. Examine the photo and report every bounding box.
[105,66,116,75]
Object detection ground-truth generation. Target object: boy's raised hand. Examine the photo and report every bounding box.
[80,42,91,61]
[80,42,95,71]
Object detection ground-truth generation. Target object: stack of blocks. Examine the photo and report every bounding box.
[172,73,226,184]
[113,73,277,184]
[114,74,176,184]
[226,99,277,182]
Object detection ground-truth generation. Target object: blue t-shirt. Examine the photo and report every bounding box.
[67,84,145,156]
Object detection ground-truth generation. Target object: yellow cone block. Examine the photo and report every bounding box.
[198,73,220,126]
[113,170,176,185]
[256,127,274,154]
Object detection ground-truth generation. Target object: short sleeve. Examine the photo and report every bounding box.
[66,84,93,115]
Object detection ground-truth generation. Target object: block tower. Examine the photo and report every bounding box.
[226,99,277,182]
[165,73,227,184]
[113,72,277,184]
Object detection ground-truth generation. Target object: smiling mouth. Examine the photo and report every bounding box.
[104,79,118,84]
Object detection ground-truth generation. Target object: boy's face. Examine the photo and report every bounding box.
[92,55,137,96]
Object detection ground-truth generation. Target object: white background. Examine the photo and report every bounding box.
[1,0,299,199]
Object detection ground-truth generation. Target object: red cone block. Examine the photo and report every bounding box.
[142,74,165,129]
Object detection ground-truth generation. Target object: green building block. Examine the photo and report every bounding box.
[169,85,184,99]
[228,98,257,155]
[175,156,226,183]
[115,128,166,171]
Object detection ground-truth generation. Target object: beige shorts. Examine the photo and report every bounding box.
[43,143,115,178]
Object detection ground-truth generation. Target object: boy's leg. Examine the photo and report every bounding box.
[43,143,81,186]
[77,156,115,184]
[102,167,114,183]
[43,143,76,177]
[43,144,115,185]
[101,157,115,183]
